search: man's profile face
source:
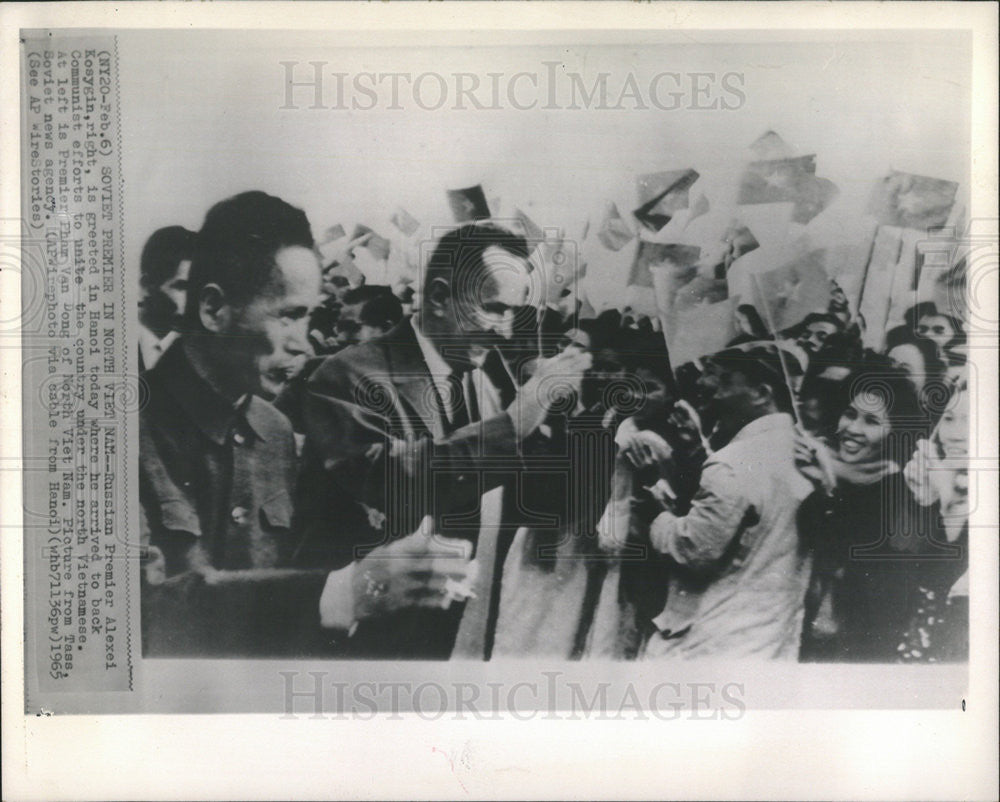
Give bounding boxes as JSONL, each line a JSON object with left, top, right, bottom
{"left": 232, "top": 245, "right": 321, "bottom": 393}
{"left": 632, "top": 366, "right": 671, "bottom": 424}
{"left": 335, "top": 301, "right": 365, "bottom": 346}
{"left": 708, "top": 366, "right": 755, "bottom": 420}
{"left": 142, "top": 258, "right": 191, "bottom": 332}
{"left": 158, "top": 259, "right": 191, "bottom": 316}
{"left": 335, "top": 301, "right": 388, "bottom": 346}
{"left": 799, "top": 396, "right": 825, "bottom": 436}
{"left": 693, "top": 359, "right": 722, "bottom": 413}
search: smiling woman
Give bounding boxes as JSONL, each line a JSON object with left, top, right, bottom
{"left": 796, "top": 362, "right": 959, "bottom": 662}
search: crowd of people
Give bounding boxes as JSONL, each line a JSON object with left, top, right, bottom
{"left": 137, "top": 189, "right": 970, "bottom": 662}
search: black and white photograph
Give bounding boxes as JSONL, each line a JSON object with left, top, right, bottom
{"left": 3, "top": 2, "right": 997, "bottom": 800}
{"left": 127, "top": 26, "right": 978, "bottom": 666}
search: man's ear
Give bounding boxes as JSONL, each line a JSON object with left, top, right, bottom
{"left": 425, "top": 277, "right": 452, "bottom": 318}
{"left": 751, "top": 380, "right": 775, "bottom": 407}
{"left": 197, "top": 283, "right": 231, "bottom": 333}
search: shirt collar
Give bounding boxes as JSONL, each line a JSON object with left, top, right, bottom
{"left": 412, "top": 319, "right": 454, "bottom": 382}
{"left": 241, "top": 396, "right": 272, "bottom": 443}
{"left": 156, "top": 342, "right": 268, "bottom": 446}
{"left": 139, "top": 326, "right": 178, "bottom": 367}
{"left": 731, "top": 411, "right": 795, "bottom": 443}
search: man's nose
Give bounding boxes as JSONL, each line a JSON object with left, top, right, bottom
{"left": 489, "top": 311, "right": 515, "bottom": 340}
{"left": 285, "top": 319, "right": 310, "bottom": 355}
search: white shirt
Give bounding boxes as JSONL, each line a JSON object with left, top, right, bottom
{"left": 139, "top": 326, "right": 178, "bottom": 370}
{"left": 412, "top": 320, "right": 495, "bottom": 428}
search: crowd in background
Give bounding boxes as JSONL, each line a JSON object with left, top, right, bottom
{"left": 136, "top": 191, "right": 970, "bottom": 662}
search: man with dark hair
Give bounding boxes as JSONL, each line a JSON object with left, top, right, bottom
{"left": 273, "top": 286, "right": 404, "bottom": 439}
{"left": 298, "top": 222, "right": 591, "bottom": 658}
{"left": 336, "top": 284, "right": 404, "bottom": 346}
{"left": 915, "top": 310, "right": 964, "bottom": 356}
{"left": 794, "top": 311, "right": 843, "bottom": 357}
{"left": 138, "top": 225, "right": 196, "bottom": 370}
{"left": 640, "top": 345, "right": 814, "bottom": 659}
{"left": 140, "top": 191, "right": 324, "bottom": 655}
{"left": 904, "top": 300, "right": 965, "bottom": 356}
{"left": 797, "top": 330, "right": 864, "bottom": 442}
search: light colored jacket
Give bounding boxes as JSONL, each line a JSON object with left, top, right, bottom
{"left": 644, "top": 412, "right": 814, "bottom": 660}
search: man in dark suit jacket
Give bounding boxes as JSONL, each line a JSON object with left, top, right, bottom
{"left": 140, "top": 191, "right": 326, "bottom": 656}
{"left": 138, "top": 225, "right": 195, "bottom": 372}
{"left": 297, "top": 223, "right": 592, "bottom": 658}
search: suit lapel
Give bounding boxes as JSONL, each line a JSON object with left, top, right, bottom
{"left": 382, "top": 319, "right": 447, "bottom": 439}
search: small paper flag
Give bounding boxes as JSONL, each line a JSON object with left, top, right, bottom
{"left": 738, "top": 155, "right": 817, "bottom": 205}
{"left": 748, "top": 130, "right": 796, "bottom": 161}
{"left": 752, "top": 248, "right": 833, "bottom": 331}
{"left": 447, "top": 184, "right": 491, "bottom": 223}
{"left": 669, "top": 297, "right": 740, "bottom": 366}
{"left": 867, "top": 171, "right": 959, "bottom": 231}
{"left": 512, "top": 207, "right": 546, "bottom": 245}
{"left": 390, "top": 207, "right": 421, "bottom": 237}
{"left": 633, "top": 169, "right": 699, "bottom": 232}
{"left": 596, "top": 203, "right": 635, "bottom": 252}
{"left": 320, "top": 224, "right": 346, "bottom": 243}
{"left": 629, "top": 242, "right": 700, "bottom": 288}
{"left": 684, "top": 192, "right": 712, "bottom": 229}
{"left": 697, "top": 223, "right": 761, "bottom": 282}
{"left": 351, "top": 224, "right": 391, "bottom": 261}
{"left": 792, "top": 176, "right": 839, "bottom": 225}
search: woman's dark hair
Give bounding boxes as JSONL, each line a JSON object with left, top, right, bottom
{"left": 841, "top": 359, "right": 924, "bottom": 465}
{"left": 903, "top": 301, "right": 965, "bottom": 347}
{"left": 883, "top": 325, "right": 948, "bottom": 418}
{"left": 903, "top": 301, "right": 939, "bottom": 331}
{"left": 885, "top": 326, "right": 946, "bottom": 372}
{"left": 799, "top": 311, "right": 843, "bottom": 332}
{"left": 943, "top": 334, "right": 968, "bottom": 366}
{"left": 931, "top": 312, "right": 964, "bottom": 333}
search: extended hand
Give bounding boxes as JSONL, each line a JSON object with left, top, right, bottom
{"left": 507, "top": 347, "right": 592, "bottom": 441}
{"left": 616, "top": 419, "right": 673, "bottom": 470}
{"left": 794, "top": 428, "right": 836, "bottom": 494}
{"left": 351, "top": 516, "right": 477, "bottom": 622}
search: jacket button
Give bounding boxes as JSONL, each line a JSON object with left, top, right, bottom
{"left": 231, "top": 506, "right": 249, "bottom": 525}
{"left": 233, "top": 432, "right": 246, "bottom": 445}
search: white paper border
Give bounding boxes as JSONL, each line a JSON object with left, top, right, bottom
{"left": 2, "top": 3, "right": 997, "bottom": 800}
